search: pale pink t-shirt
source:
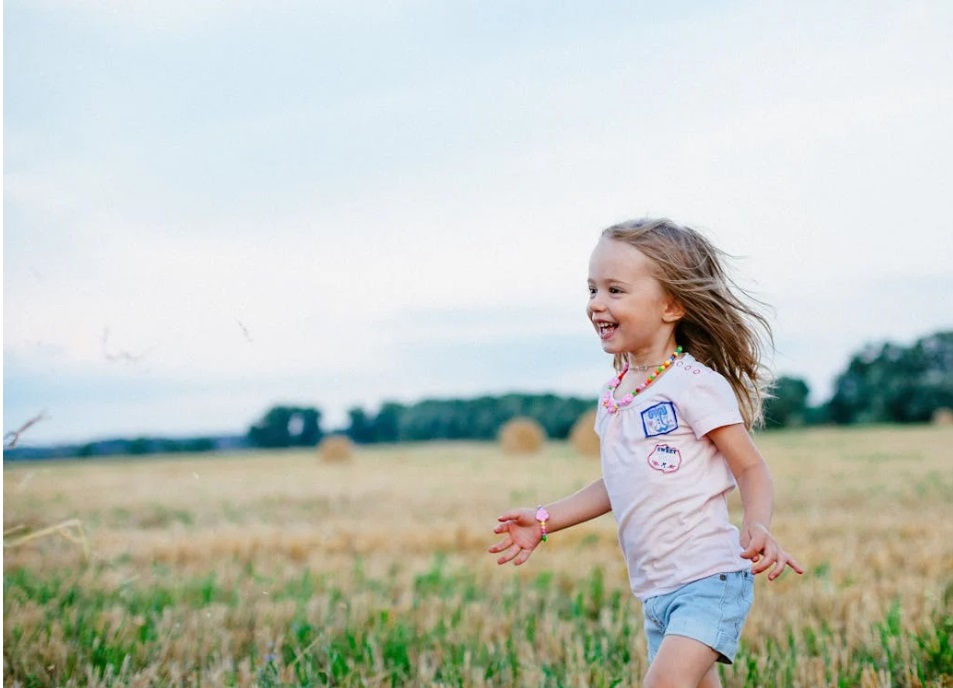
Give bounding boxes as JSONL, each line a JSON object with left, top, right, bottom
{"left": 595, "top": 353, "right": 749, "bottom": 601}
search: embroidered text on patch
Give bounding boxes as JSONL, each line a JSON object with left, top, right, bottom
{"left": 647, "top": 443, "right": 682, "bottom": 473}
{"left": 641, "top": 401, "right": 678, "bottom": 437}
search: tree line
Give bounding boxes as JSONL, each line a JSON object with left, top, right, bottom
{"left": 244, "top": 330, "right": 952, "bottom": 447}
{"left": 249, "top": 394, "right": 596, "bottom": 449}
{"left": 5, "top": 330, "right": 951, "bottom": 459}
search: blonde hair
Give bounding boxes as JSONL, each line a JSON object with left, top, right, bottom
{"left": 601, "top": 218, "right": 772, "bottom": 428}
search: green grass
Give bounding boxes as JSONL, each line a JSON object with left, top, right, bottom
{"left": 4, "top": 558, "right": 951, "bottom": 687}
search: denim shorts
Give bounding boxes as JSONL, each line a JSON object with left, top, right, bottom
{"left": 642, "top": 569, "right": 754, "bottom": 664}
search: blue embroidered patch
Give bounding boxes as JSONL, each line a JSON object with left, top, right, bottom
{"left": 641, "top": 401, "right": 678, "bottom": 437}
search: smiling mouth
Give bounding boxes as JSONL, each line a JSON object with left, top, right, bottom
{"left": 595, "top": 322, "right": 618, "bottom": 339}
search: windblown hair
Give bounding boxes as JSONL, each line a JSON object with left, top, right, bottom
{"left": 602, "top": 218, "right": 773, "bottom": 428}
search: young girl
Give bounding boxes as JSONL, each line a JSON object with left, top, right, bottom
{"left": 489, "top": 218, "right": 803, "bottom": 688}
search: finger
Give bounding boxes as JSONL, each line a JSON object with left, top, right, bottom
{"left": 767, "top": 556, "right": 790, "bottom": 580}
{"left": 513, "top": 546, "right": 534, "bottom": 566}
{"left": 497, "top": 510, "right": 526, "bottom": 523}
{"left": 785, "top": 554, "right": 805, "bottom": 575}
{"left": 487, "top": 535, "right": 513, "bottom": 554}
{"left": 749, "top": 551, "right": 767, "bottom": 574}
{"left": 755, "top": 543, "right": 782, "bottom": 574}
{"left": 741, "top": 546, "right": 763, "bottom": 561}
{"left": 764, "top": 552, "right": 797, "bottom": 580}
{"left": 768, "top": 553, "right": 805, "bottom": 579}
{"left": 740, "top": 533, "right": 767, "bottom": 559}
{"left": 746, "top": 540, "right": 775, "bottom": 574}
{"left": 495, "top": 542, "right": 521, "bottom": 566}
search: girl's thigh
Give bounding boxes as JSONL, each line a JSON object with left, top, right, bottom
{"left": 642, "top": 635, "right": 720, "bottom": 688}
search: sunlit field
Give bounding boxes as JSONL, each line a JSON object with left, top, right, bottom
{"left": 4, "top": 426, "right": 953, "bottom": 687}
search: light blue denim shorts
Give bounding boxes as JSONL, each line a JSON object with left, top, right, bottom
{"left": 642, "top": 569, "right": 754, "bottom": 664}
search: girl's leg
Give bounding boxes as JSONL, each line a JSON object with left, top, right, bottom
{"left": 642, "top": 635, "right": 720, "bottom": 688}
{"left": 698, "top": 665, "right": 722, "bottom": 688}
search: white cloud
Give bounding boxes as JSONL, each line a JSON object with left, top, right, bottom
{"left": 5, "top": 0, "right": 953, "bottom": 443}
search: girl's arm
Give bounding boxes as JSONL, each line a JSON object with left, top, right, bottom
{"left": 489, "top": 478, "right": 611, "bottom": 566}
{"left": 708, "top": 424, "right": 804, "bottom": 580}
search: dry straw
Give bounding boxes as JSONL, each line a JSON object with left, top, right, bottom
{"left": 318, "top": 434, "right": 355, "bottom": 462}
{"left": 569, "top": 409, "right": 600, "bottom": 457}
{"left": 498, "top": 417, "right": 546, "bottom": 455}
{"left": 3, "top": 519, "right": 90, "bottom": 560}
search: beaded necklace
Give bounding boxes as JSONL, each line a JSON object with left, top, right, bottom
{"left": 601, "top": 345, "right": 684, "bottom": 414}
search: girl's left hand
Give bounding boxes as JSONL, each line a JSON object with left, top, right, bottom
{"left": 740, "top": 523, "right": 804, "bottom": 580}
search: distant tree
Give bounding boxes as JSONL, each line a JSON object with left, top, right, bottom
{"left": 179, "top": 437, "right": 216, "bottom": 453}
{"left": 372, "top": 402, "right": 404, "bottom": 443}
{"left": 247, "top": 406, "right": 323, "bottom": 448}
{"left": 345, "top": 394, "right": 596, "bottom": 443}
{"left": 128, "top": 438, "right": 150, "bottom": 455}
{"left": 346, "top": 407, "right": 375, "bottom": 444}
{"left": 827, "top": 331, "right": 953, "bottom": 424}
{"left": 763, "top": 376, "right": 810, "bottom": 429}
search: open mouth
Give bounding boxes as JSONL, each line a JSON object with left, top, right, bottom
{"left": 595, "top": 321, "right": 618, "bottom": 340}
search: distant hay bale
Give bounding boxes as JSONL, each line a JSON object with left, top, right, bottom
{"left": 570, "top": 410, "right": 600, "bottom": 458}
{"left": 932, "top": 408, "right": 953, "bottom": 426}
{"left": 498, "top": 417, "right": 546, "bottom": 455}
{"left": 318, "top": 435, "right": 355, "bottom": 462}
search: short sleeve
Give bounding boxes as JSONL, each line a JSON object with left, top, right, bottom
{"left": 678, "top": 370, "right": 744, "bottom": 439}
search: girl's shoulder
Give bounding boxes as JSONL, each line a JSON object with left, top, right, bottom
{"left": 669, "top": 353, "right": 737, "bottom": 404}
{"left": 671, "top": 352, "right": 725, "bottom": 383}
{"left": 669, "top": 353, "right": 741, "bottom": 424}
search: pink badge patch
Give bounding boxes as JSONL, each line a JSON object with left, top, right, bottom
{"left": 647, "top": 443, "right": 682, "bottom": 473}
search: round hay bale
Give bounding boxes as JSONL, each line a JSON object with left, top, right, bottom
{"left": 932, "top": 407, "right": 953, "bottom": 426}
{"left": 318, "top": 434, "right": 355, "bottom": 462}
{"left": 569, "top": 409, "right": 600, "bottom": 457}
{"left": 498, "top": 417, "right": 546, "bottom": 455}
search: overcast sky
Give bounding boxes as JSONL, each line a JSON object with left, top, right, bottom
{"left": 5, "top": 0, "right": 952, "bottom": 445}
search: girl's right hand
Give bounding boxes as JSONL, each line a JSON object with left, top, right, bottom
{"left": 488, "top": 508, "right": 542, "bottom": 566}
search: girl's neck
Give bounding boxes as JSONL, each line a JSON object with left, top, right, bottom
{"left": 626, "top": 341, "right": 681, "bottom": 371}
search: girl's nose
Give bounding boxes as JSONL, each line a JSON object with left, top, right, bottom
{"left": 588, "top": 296, "right": 605, "bottom": 315}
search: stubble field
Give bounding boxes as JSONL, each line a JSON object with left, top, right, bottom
{"left": 3, "top": 425, "right": 953, "bottom": 687}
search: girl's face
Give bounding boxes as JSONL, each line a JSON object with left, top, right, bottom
{"left": 586, "top": 237, "right": 683, "bottom": 361}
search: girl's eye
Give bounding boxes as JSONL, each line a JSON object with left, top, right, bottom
{"left": 609, "top": 287, "right": 622, "bottom": 294}
{"left": 588, "top": 286, "right": 597, "bottom": 295}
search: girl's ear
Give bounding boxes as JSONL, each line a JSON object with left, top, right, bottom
{"left": 662, "top": 296, "right": 685, "bottom": 323}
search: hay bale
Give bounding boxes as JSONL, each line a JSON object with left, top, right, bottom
{"left": 570, "top": 409, "right": 600, "bottom": 457}
{"left": 498, "top": 417, "right": 546, "bottom": 455}
{"left": 318, "top": 434, "right": 355, "bottom": 462}
{"left": 932, "top": 407, "right": 953, "bottom": 426}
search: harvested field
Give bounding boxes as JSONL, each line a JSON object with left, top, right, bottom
{"left": 4, "top": 426, "right": 953, "bottom": 686}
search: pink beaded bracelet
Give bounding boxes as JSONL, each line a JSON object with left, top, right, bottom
{"left": 535, "top": 505, "right": 550, "bottom": 542}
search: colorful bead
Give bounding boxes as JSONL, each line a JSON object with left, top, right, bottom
{"left": 536, "top": 506, "right": 550, "bottom": 543}
{"left": 601, "top": 346, "right": 684, "bottom": 415}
